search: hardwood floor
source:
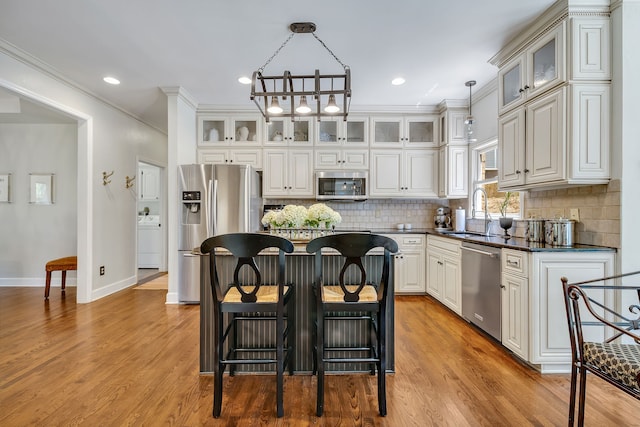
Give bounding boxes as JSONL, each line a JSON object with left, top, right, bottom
{"left": 1, "top": 286, "right": 638, "bottom": 426}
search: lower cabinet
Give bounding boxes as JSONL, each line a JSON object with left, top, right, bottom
{"left": 383, "top": 234, "right": 426, "bottom": 294}
{"left": 500, "top": 248, "right": 615, "bottom": 373}
{"left": 426, "top": 235, "right": 461, "bottom": 314}
{"left": 138, "top": 226, "right": 161, "bottom": 268}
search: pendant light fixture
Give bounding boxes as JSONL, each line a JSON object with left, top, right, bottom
{"left": 295, "top": 80, "right": 312, "bottom": 114}
{"left": 465, "top": 80, "right": 477, "bottom": 143}
{"left": 250, "top": 22, "right": 351, "bottom": 122}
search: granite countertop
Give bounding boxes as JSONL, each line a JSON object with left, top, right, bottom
{"left": 363, "top": 228, "right": 615, "bottom": 252}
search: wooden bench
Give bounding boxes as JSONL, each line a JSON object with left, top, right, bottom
{"left": 45, "top": 256, "right": 77, "bottom": 299}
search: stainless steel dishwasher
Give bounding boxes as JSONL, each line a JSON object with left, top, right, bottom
{"left": 461, "top": 242, "right": 501, "bottom": 340}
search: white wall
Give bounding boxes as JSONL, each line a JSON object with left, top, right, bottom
{"left": 613, "top": 0, "right": 640, "bottom": 278}
{"left": 0, "top": 48, "right": 167, "bottom": 302}
{"left": 472, "top": 79, "right": 499, "bottom": 144}
{"left": 0, "top": 124, "right": 77, "bottom": 284}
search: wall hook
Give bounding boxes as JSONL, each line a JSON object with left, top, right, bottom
{"left": 102, "top": 171, "right": 114, "bottom": 186}
{"left": 125, "top": 175, "right": 136, "bottom": 189}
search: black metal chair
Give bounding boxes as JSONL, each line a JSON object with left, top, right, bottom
{"left": 562, "top": 271, "right": 640, "bottom": 427}
{"left": 200, "top": 233, "right": 295, "bottom": 418}
{"left": 306, "top": 233, "right": 398, "bottom": 417}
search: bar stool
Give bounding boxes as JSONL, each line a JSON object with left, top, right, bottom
{"left": 306, "top": 233, "right": 397, "bottom": 417}
{"left": 44, "top": 256, "right": 77, "bottom": 299}
{"left": 200, "top": 233, "right": 295, "bottom": 418}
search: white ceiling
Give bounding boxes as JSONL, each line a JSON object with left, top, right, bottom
{"left": 0, "top": 0, "right": 557, "bottom": 132}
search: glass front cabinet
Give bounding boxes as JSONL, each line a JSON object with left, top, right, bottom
{"left": 264, "top": 117, "right": 313, "bottom": 146}
{"left": 370, "top": 115, "right": 438, "bottom": 148}
{"left": 316, "top": 116, "right": 368, "bottom": 146}
{"left": 198, "top": 114, "right": 262, "bottom": 146}
{"left": 498, "top": 23, "right": 564, "bottom": 114}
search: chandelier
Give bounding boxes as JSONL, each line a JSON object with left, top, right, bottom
{"left": 250, "top": 22, "right": 351, "bottom": 122}
{"left": 464, "top": 80, "right": 477, "bottom": 143}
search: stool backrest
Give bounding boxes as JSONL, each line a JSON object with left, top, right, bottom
{"left": 306, "top": 233, "right": 398, "bottom": 303}
{"left": 201, "top": 233, "right": 294, "bottom": 303}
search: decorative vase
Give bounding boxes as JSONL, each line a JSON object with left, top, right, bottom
{"left": 499, "top": 217, "right": 513, "bottom": 238}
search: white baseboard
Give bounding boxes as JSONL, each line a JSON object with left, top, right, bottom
{"left": 0, "top": 277, "right": 77, "bottom": 287}
{"left": 90, "top": 275, "right": 137, "bottom": 300}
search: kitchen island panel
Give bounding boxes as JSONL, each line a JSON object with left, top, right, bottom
{"left": 200, "top": 252, "right": 394, "bottom": 374}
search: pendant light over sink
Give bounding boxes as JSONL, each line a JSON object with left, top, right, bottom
{"left": 250, "top": 22, "right": 351, "bottom": 122}
{"left": 465, "top": 80, "right": 477, "bottom": 143}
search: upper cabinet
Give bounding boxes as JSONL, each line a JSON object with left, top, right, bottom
{"left": 138, "top": 164, "right": 160, "bottom": 201}
{"left": 370, "top": 115, "right": 438, "bottom": 148}
{"left": 492, "top": 8, "right": 611, "bottom": 191}
{"left": 498, "top": 24, "right": 565, "bottom": 114}
{"left": 497, "top": 17, "right": 610, "bottom": 115}
{"left": 316, "top": 116, "right": 368, "bottom": 146}
{"left": 198, "top": 114, "right": 262, "bottom": 146}
{"left": 264, "top": 117, "right": 313, "bottom": 146}
{"left": 370, "top": 149, "right": 438, "bottom": 198}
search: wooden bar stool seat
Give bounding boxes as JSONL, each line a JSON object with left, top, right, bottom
{"left": 45, "top": 256, "right": 77, "bottom": 299}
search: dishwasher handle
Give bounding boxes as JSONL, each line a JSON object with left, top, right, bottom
{"left": 461, "top": 245, "right": 499, "bottom": 258}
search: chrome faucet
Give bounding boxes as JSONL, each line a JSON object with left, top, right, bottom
{"left": 471, "top": 187, "right": 490, "bottom": 236}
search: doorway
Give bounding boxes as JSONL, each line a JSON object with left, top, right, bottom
{"left": 136, "top": 160, "right": 166, "bottom": 284}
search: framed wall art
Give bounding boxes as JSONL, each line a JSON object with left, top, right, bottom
{"left": 0, "top": 173, "right": 10, "bottom": 203}
{"left": 29, "top": 173, "right": 55, "bottom": 204}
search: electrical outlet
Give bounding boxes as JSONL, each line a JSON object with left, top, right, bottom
{"left": 375, "top": 209, "right": 381, "bottom": 218}
{"left": 99, "top": 266, "right": 105, "bottom": 276}
{"left": 526, "top": 209, "right": 541, "bottom": 219}
{"left": 569, "top": 208, "right": 580, "bottom": 221}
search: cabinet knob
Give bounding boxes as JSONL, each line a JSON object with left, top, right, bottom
{"left": 438, "top": 261, "right": 443, "bottom": 265}
{"left": 519, "top": 88, "right": 525, "bottom": 93}
{"left": 524, "top": 85, "right": 530, "bottom": 90}
{"left": 500, "top": 284, "right": 506, "bottom": 289}
{"left": 524, "top": 169, "right": 530, "bottom": 173}
{"left": 516, "top": 170, "right": 521, "bottom": 174}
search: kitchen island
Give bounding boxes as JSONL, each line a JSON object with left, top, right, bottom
{"left": 199, "top": 243, "right": 395, "bottom": 374}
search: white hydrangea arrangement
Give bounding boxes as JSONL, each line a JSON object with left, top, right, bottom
{"left": 305, "top": 203, "right": 342, "bottom": 228}
{"left": 261, "top": 203, "right": 341, "bottom": 230}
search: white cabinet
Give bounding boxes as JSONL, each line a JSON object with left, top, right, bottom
{"left": 316, "top": 116, "right": 368, "bottom": 146}
{"left": 314, "top": 149, "right": 369, "bottom": 170}
{"left": 437, "top": 102, "right": 468, "bottom": 198}
{"left": 494, "top": 12, "right": 611, "bottom": 192}
{"left": 197, "top": 149, "right": 263, "bottom": 168}
{"left": 438, "top": 106, "right": 467, "bottom": 146}
{"left": 498, "top": 23, "right": 565, "bottom": 114}
{"left": 262, "top": 149, "right": 313, "bottom": 198}
{"left": 426, "top": 235, "right": 462, "bottom": 315}
{"left": 498, "top": 84, "right": 610, "bottom": 190}
{"left": 438, "top": 145, "right": 468, "bottom": 198}
{"left": 499, "top": 248, "right": 615, "bottom": 373}
{"left": 370, "top": 115, "right": 438, "bottom": 148}
{"left": 264, "top": 117, "right": 313, "bottom": 145}
{"left": 198, "top": 114, "right": 261, "bottom": 145}
{"left": 138, "top": 225, "right": 161, "bottom": 268}
{"left": 138, "top": 164, "right": 160, "bottom": 201}
{"left": 501, "top": 249, "right": 529, "bottom": 360}
{"left": 370, "top": 149, "right": 438, "bottom": 198}
{"left": 385, "top": 234, "right": 426, "bottom": 294}
{"left": 529, "top": 251, "right": 614, "bottom": 373}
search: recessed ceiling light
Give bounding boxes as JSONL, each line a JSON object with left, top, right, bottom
{"left": 391, "top": 77, "right": 405, "bottom": 86}
{"left": 103, "top": 76, "right": 120, "bottom": 85}
{"left": 238, "top": 76, "right": 252, "bottom": 85}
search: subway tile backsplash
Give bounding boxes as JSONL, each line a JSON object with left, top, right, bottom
{"left": 264, "top": 199, "right": 447, "bottom": 230}
{"left": 266, "top": 179, "right": 621, "bottom": 248}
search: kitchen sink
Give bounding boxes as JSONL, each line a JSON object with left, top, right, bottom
{"left": 440, "top": 230, "right": 494, "bottom": 238}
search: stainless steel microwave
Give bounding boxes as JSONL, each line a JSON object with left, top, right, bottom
{"left": 315, "top": 171, "right": 368, "bottom": 201}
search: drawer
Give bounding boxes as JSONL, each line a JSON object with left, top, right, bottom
{"left": 400, "top": 234, "right": 424, "bottom": 248}
{"left": 502, "top": 249, "right": 528, "bottom": 277}
{"left": 427, "top": 235, "right": 461, "bottom": 256}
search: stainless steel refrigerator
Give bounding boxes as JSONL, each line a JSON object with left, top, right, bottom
{"left": 177, "top": 164, "right": 262, "bottom": 303}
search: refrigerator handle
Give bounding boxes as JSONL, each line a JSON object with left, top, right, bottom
{"left": 207, "top": 179, "right": 213, "bottom": 237}
{"left": 211, "top": 179, "right": 218, "bottom": 235}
